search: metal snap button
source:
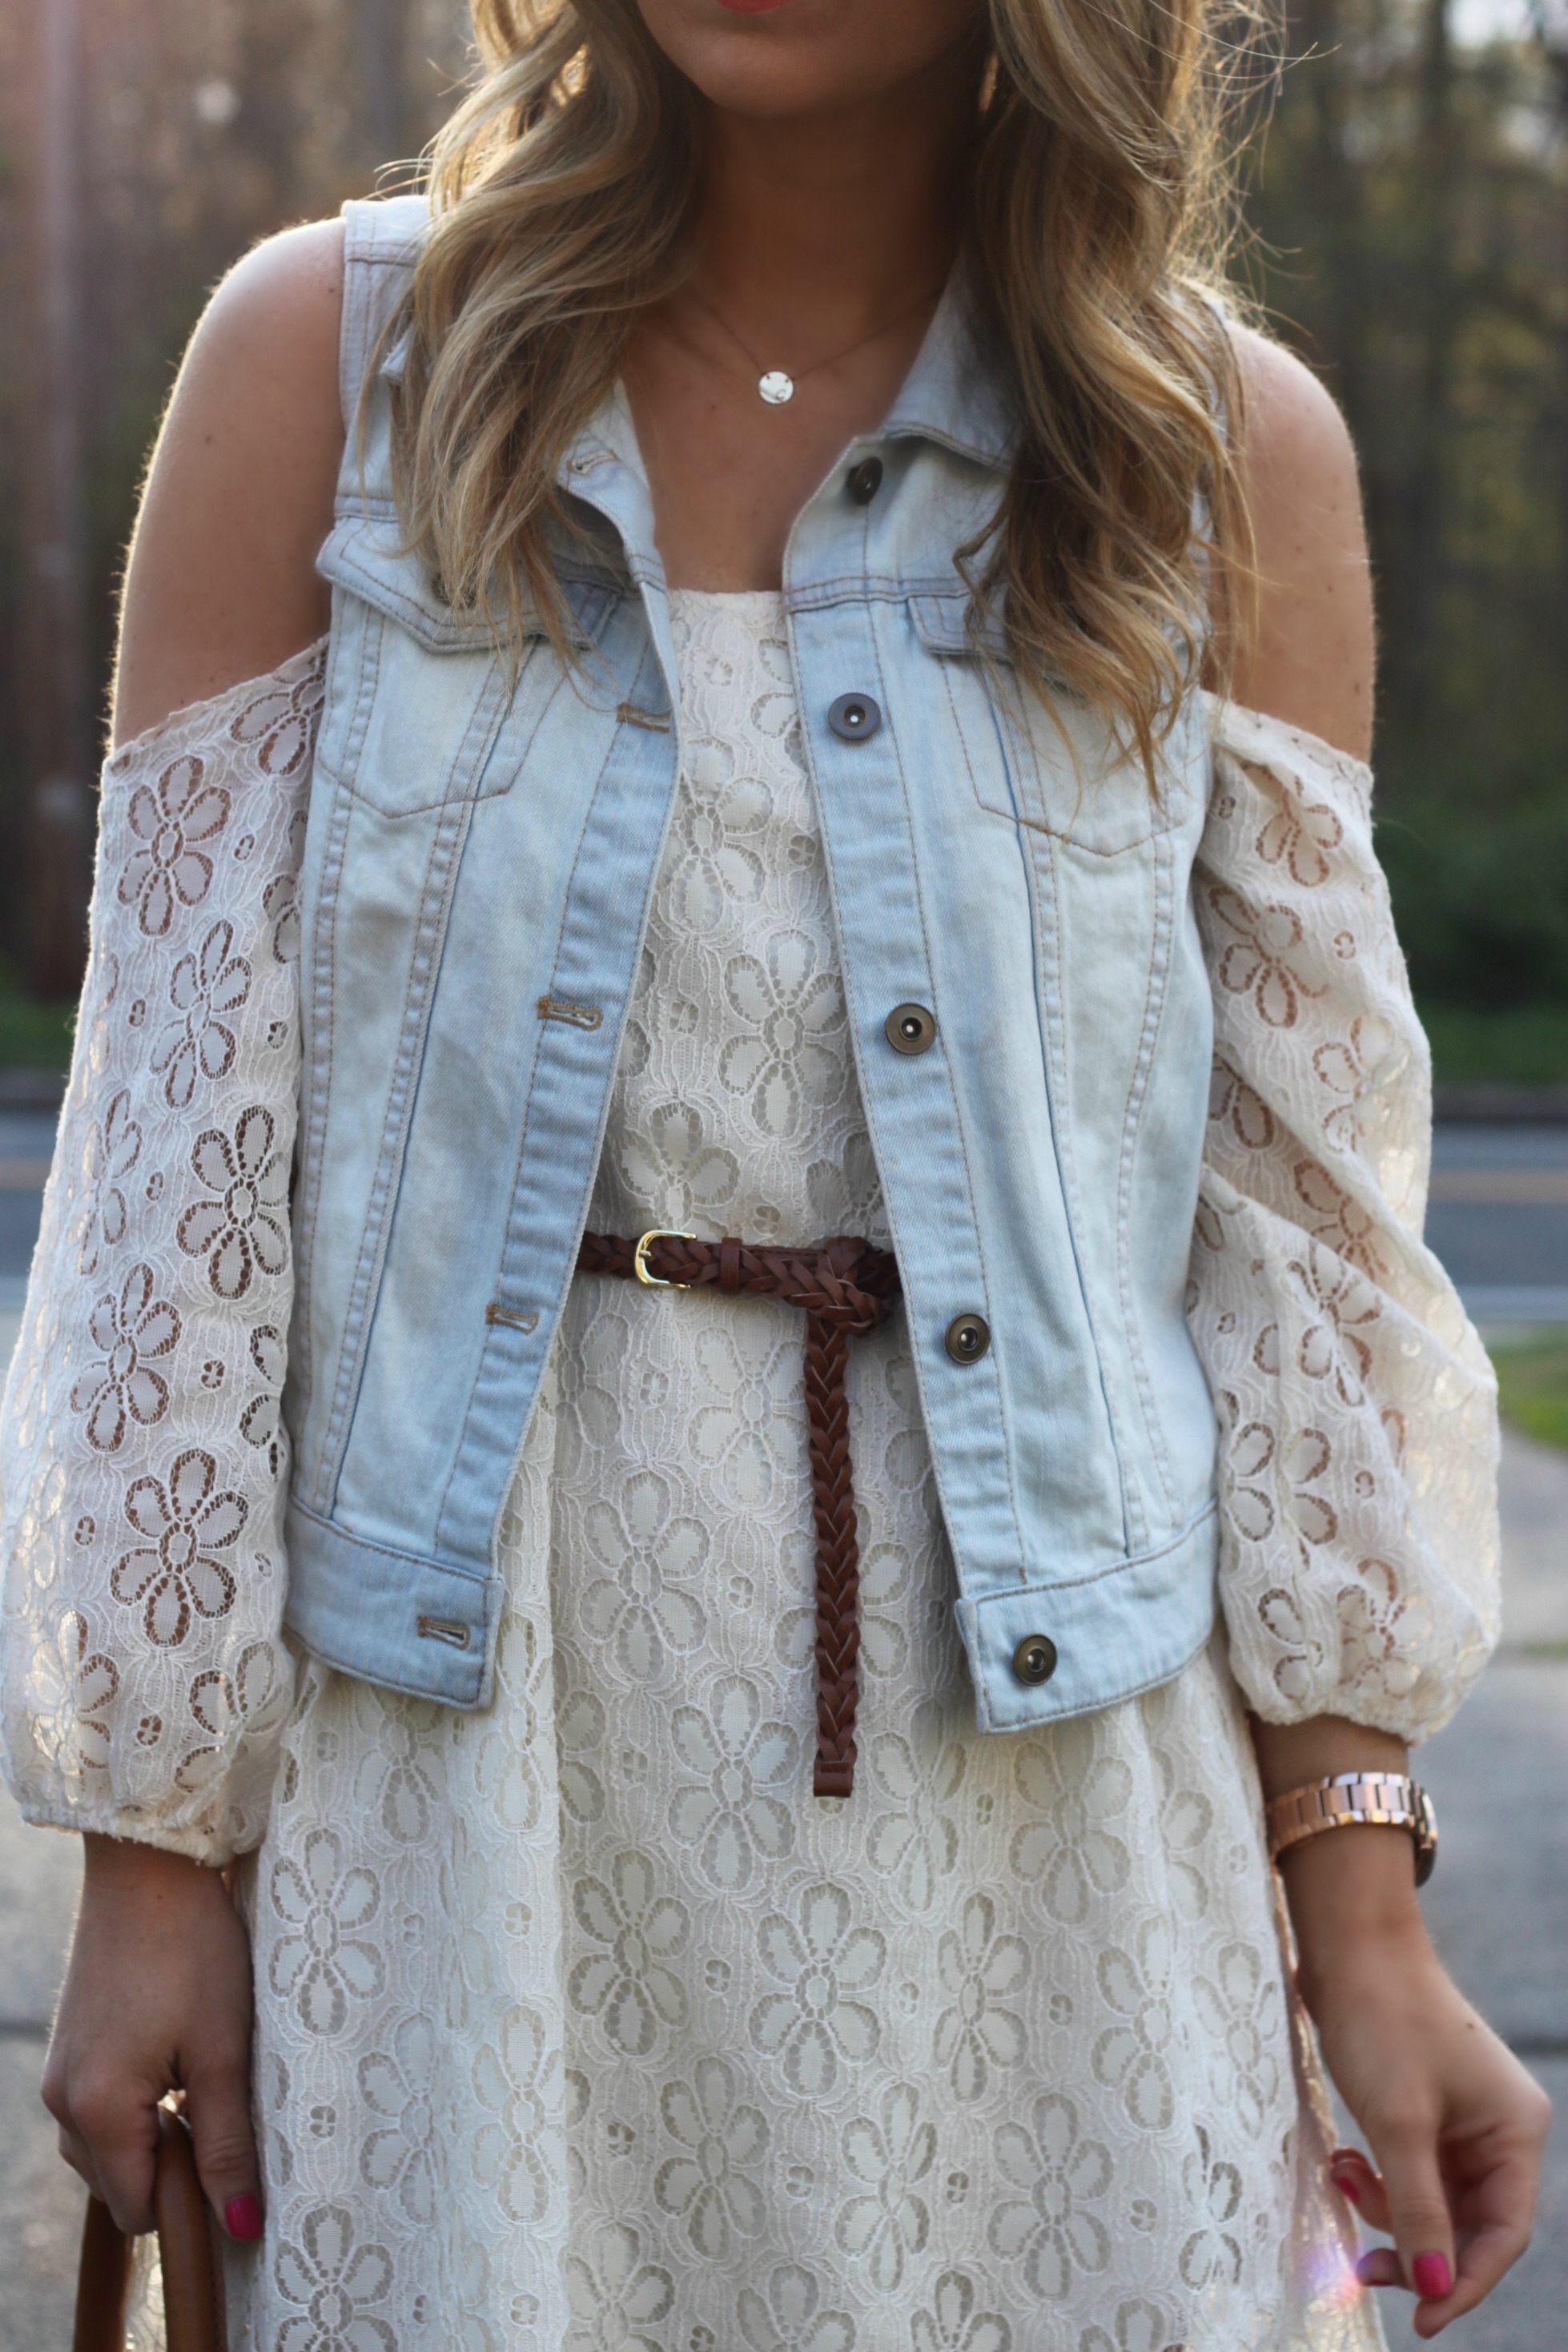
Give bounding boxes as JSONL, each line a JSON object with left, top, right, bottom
{"left": 827, "top": 693, "right": 882, "bottom": 742}
{"left": 1011, "top": 1632, "right": 1058, "bottom": 1687}
{"left": 885, "top": 1003, "right": 935, "bottom": 1055}
{"left": 846, "top": 456, "right": 884, "bottom": 505}
{"left": 944, "top": 1312, "right": 990, "bottom": 1364}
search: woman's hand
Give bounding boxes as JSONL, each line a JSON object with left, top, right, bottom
{"left": 1291, "top": 1827, "right": 1550, "bottom": 2335}
{"left": 42, "top": 1833, "right": 263, "bottom": 2242}
{"left": 1253, "top": 1717, "right": 1551, "bottom": 2337}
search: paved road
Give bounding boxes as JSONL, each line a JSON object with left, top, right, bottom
{"left": 1429, "top": 1125, "right": 1568, "bottom": 1325}
{"left": 0, "top": 1112, "right": 58, "bottom": 1311}
{"left": 1365, "top": 1426, "right": 1568, "bottom": 2351}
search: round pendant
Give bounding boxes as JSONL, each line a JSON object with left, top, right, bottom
{"left": 758, "top": 370, "right": 795, "bottom": 406}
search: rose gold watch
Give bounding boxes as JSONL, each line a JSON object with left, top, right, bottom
{"left": 1264, "top": 1771, "right": 1438, "bottom": 1888}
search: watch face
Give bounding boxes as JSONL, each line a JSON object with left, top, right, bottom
{"left": 1414, "top": 1787, "right": 1438, "bottom": 1888}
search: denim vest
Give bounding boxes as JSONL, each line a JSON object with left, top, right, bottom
{"left": 282, "top": 195, "right": 1220, "bottom": 1733}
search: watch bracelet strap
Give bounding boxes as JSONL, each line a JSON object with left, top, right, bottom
{"left": 1265, "top": 1770, "right": 1431, "bottom": 1861}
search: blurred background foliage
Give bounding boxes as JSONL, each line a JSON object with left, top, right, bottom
{"left": 1240, "top": 0, "right": 1568, "bottom": 1080}
{"left": 1492, "top": 1325, "right": 1568, "bottom": 1443}
{"left": 0, "top": 0, "right": 468, "bottom": 1054}
{"left": 0, "top": 0, "right": 1563, "bottom": 1075}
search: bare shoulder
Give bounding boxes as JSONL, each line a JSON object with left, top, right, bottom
{"left": 1223, "top": 321, "right": 1375, "bottom": 763}
{"left": 112, "top": 218, "right": 348, "bottom": 749}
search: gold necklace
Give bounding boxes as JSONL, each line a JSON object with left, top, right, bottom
{"left": 685, "top": 279, "right": 947, "bottom": 407}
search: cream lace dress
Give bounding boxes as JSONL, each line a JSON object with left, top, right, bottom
{"left": 1, "top": 593, "right": 1500, "bottom": 2352}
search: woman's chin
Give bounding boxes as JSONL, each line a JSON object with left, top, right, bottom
{"left": 634, "top": 0, "right": 985, "bottom": 121}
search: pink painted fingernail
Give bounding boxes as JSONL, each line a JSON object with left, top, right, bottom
{"left": 1413, "top": 2253, "right": 1453, "bottom": 2299}
{"left": 225, "top": 2195, "right": 263, "bottom": 2242}
{"left": 1329, "top": 2169, "right": 1362, "bottom": 2205}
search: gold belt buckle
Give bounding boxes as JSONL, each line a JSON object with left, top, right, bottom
{"left": 633, "top": 1228, "right": 696, "bottom": 1289}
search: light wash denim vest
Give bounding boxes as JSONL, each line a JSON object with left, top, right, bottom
{"left": 283, "top": 195, "right": 1220, "bottom": 1734}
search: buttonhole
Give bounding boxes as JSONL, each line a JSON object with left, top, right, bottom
{"left": 537, "top": 996, "right": 603, "bottom": 1031}
{"left": 485, "top": 1302, "right": 540, "bottom": 1333}
{"left": 416, "top": 1616, "right": 471, "bottom": 1649}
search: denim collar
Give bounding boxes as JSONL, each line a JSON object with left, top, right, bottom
{"left": 882, "top": 272, "right": 1014, "bottom": 471}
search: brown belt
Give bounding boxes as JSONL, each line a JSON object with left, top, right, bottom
{"left": 577, "top": 1228, "right": 902, "bottom": 1797}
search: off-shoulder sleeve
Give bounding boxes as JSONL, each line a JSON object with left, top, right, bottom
{"left": 0, "top": 643, "right": 325, "bottom": 1862}
{"left": 1187, "top": 697, "right": 1500, "bottom": 1742}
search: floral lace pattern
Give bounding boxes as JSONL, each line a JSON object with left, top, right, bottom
{"left": 233, "top": 598, "right": 1377, "bottom": 2350}
{"left": 1, "top": 645, "right": 322, "bottom": 1859}
{"left": 1189, "top": 701, "right": 1499, "bottom": 1735}
{"left": 1, "top": 600, "right": 1496, "bottom": 2348}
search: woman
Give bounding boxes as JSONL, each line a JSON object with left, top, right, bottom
{"left": 2, "top": 0, "right": 1547, "bottom": 2344}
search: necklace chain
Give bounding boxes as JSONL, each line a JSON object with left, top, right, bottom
{"left": 685, "top": 279, "right": 947, "bottom": 408}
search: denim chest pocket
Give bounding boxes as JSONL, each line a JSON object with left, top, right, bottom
{"left": 911, "top": 595, "right": 1189, "bottom": 857}
{"left": 318, "top": 517, "right": 609, "bottom": 819}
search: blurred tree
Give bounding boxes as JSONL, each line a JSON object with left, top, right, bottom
{"left": 346, "top": 0, "right": 421, "bottom": 170}
{"left": 18, "top": 0, "right": 93, "bottom": 997}
{"left": 1526, "top": 0, "right": 1568, "bottom": 676}
{"left": 231, "top": 0, "right": 316, "bottom": 215}
{"left": 0, "top": 0, "right": 471, "bottom": 1011}
{"left": 1243, "top": 0, "right": 1568, "bottom": 1068}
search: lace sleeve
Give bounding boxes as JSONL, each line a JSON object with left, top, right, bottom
{"left": 1187, "top": 697, "right": 1500, "bottom": 1743}
{"left": 0, "top": 643, "right": 324, "bottom": 1863}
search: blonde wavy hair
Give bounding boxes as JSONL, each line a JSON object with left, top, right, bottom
{"left": 390, "top": 0, "right": 1257, "bottom": 774}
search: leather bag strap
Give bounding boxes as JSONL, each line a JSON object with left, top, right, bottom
{"left": 73, "top": 2193, "right": 130, "bottom": 2352}
{"left": 74, "top": 2112, "right": 227, "bottom": 2352}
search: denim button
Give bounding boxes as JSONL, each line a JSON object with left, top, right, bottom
{"left": 885, "top": 1003, "right": 936, "bottom": 1055}
{"left": 827, "top": 693, "right": 882, "bottom": 742}
{"left": 846, "top": 456, "right": 883, "bottom": 505}
{"left": 1011, "top": 1633, "right": 1058, "bottom": 1687}
{"left": 944, "top": 1312, "right": 990, "bottom": 1363}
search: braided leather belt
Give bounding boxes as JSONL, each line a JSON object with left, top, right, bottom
{"left": 577, "top": 1228, "right": 903, "bottom": 1797}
